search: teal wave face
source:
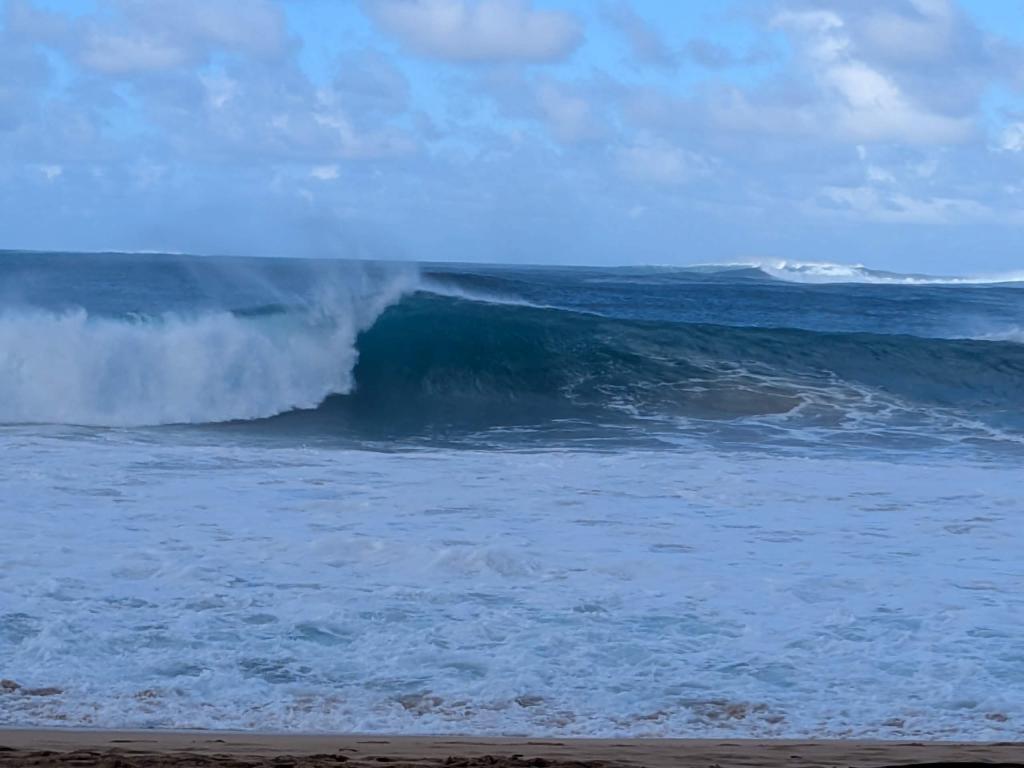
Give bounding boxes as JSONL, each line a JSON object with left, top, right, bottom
{"left": 246, "top": 291, "right": 1024, "bottom": 451}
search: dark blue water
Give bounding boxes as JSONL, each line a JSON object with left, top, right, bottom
{"left": 2, "top": 250, "right": 1023, "bottom": 456}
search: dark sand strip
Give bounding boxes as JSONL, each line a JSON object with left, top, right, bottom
{"left": 1, "top": 730, "right": 1022, "bottom": 768}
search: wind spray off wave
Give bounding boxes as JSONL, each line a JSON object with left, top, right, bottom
{"left": 0, "top": 261, "right": 417, "bottom": 426}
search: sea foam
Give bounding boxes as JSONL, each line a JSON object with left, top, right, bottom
{"left": 2, "top": 440, "right": 1021, "bottom": 738}
{"left": 755, "top": 260, "right": 1024, "bottom": 285}
{"left": 0, "top": 264, "right": 417, "bottom": 426}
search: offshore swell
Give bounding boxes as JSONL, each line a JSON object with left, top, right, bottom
{"left": 2, "top": 251, "right": 1024, "bottom": 739}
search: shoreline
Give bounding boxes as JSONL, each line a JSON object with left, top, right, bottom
{"left": 1, "top": 730, "right": 1022, "bottom": 767}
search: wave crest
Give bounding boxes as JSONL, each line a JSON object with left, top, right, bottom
{"left": 748, "top": 260, "right": 1024, "bottom": 285}
{"left": 0, "top": 265, "right": 416, "bottom": 427}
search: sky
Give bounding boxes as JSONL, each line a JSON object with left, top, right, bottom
{"left": 2, "top": 0, "right": 1024, "bottom": 273}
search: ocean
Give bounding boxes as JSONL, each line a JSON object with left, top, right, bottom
{"left": 1, "top": 250, "right": 1023, "bottom": 738}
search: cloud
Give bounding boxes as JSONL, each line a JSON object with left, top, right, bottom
{"left": 364, "top": 0, "right": 582, "bottom": 63}
{"left": 765, "top": 0, "right": 1016, "bottom": 146}
{"left": 178, "top": 59, "right": 418, "bottom": 163}
{"left": 533, "top": 81, "right": 604, "bottom": 143}
{"left": 6, "top": 0, "right": 420, "bottom": 168}
{"left": 37, "top": 163, "right": 63, "bottom": 181}
{"left": 3, "top": 0, "right": 1024, "bottom": 270}
{"left": 310, "top": 164, "right": 340, "bottom": 181}
{"left": 333, "top": 50, "right": 411, "bottom": 126}
{"left": 602, "top": 1, "right": 676, "bottom": 70}
{"left": 697, "top": 5, "right": 977, "bottom": 146}
{"left": 775, "top": 7, "right": 973, "bottom": 144}
{"left": 9, "top": 0, "right": 291, "bottom": 76}
{"left": 472, "top": 70, "right": 617, "bottom": 146}
{"left": 683, "top": 37, "right": 773, "bottom": 70}
{"left": 998, "top": 123, "right": 1024, "bottom": 153}
{"left": 824, "top": 60, "right": 972, "bottom": 144}
{"left": 811, "top": 184, "right": 991, "bottom": 224}
{"left": 616, "top": 139, "right": 709, "bottom": 186}
{"left": 844, "top": 0, "right": 971, "bottom": 65}
{"left": 601, "top": 4, "right": 776, "bottom": 73}
{"left": 81, "top": 32, "right": 191, "bottom": 74}
{"left": 684, "top": 38, "right": 734, "bottom": 69}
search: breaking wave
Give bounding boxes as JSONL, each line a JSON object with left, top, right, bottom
{"left": 713, "top": 260, "right": 1024, "bottom": 285}
{"left": 973, "top": 326, "right": 1024, "bottom": 343}
{"left": 2, "top": 261, "right": 1023, "bottom": 441}
{"left": 0, "top": 266, "right": 416, "bottom": 427}
{"left": 306, "top": 293, "right": 1024, "bottom": 434}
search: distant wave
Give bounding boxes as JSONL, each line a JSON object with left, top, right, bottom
{"left": 973, "top": 326, "right": 1024, "bottom": 343}
{"left": 697, "top": 260, "right": 1024, "bottom": 285}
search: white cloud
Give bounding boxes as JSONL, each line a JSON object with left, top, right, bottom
{"left": 175, "top": 0, "right": 288, "bottom": 57}
{"left": 829, "top": 60, "right": 970, "bottom": 143}
{"left": 37, "top": 164, "right": 62, "bottom": 181}
{"left": 856, "top": 0, "right": 958, "bottom": 63}
{"left": 535, "top": 82, "right": 598, "bottom": 143}
{"left": 866, "top": 164, "right": 895, "bottom": 184}
{"left": 998, "top": 123, "right": 1024, "bottom": 153}
{"left": 81, "top": 32, "right": 190, "bottom": 74}
{"left": 313, "top": 110, "right": 416, "bottom": 159}
{"left": 365, "top": 0, "right": 582, "bottom": 62}
{"left": 617, "top": 139, "right": 708, "bottom": 186}
{"left": 201, "top": 73, "right": 238, "bottom": 110}
{"left": 69, "top": 0, "right": 289, "bottom": 75}
{"left": 771, "top": 7, "right": 973, "bottom": 145}
{"left": 813, "top": 185, "right": 990, "bottom": 224}
{"left": 311, "top": 164, "right": 340, "bottom": 180}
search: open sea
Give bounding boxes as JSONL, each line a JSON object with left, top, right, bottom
{"left": 1, "top": 250, "right": 1023, "bottom": 739}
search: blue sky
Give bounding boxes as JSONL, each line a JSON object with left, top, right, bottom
{"left": 3, "top": 0, "right": 1024, "bottom": 273}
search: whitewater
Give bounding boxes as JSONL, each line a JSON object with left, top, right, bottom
{"left": 1, "top": 250, "right": 1023, "bottom": 740}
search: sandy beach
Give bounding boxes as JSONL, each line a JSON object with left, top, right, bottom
{"left": 0, "top": 730, "right": 1022, "bottom": 768}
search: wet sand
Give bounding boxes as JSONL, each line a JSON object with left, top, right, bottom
{"left": 1, "top": 730, "right": 1022, "bottom": 767}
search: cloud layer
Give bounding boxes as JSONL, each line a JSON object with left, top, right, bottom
{"left": 1, "top": 0, "right": 1023, "bottom": 272}
{"left": 364, "top": 0, "right": 582, "bottom": 62}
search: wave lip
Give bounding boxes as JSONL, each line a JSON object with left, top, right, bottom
{"left": 0, "top": 264, "right": 417, "bottom": 427}
{"left": 973, "top": 326, "right": 1024, "bottom": 343}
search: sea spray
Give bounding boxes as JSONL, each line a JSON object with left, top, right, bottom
{"left": 0, "top": 260, "right": 418, "bottom": 426}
